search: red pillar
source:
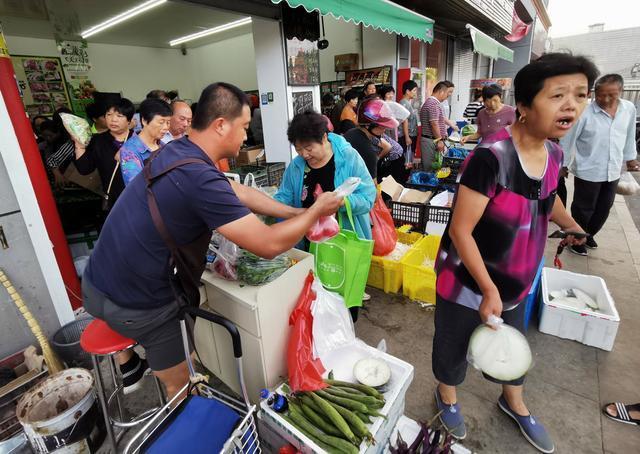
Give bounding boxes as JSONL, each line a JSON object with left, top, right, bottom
{"left": 0, "top": 31, "right": 82, "bottom": 309}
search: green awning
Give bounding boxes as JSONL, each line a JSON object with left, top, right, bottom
{"left": 271, "top": 0, "right": 434, "bottom": 43}
{"left": 466, "top": 24, "right": 514, "bottom": 62}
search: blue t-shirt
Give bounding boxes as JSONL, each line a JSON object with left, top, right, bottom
{"left": 85, "top": 137, "right": 250, "bottom": 308}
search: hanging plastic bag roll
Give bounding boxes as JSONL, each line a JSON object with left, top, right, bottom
{"left": 306, "top": 177, "right": 361, "bottom": 243}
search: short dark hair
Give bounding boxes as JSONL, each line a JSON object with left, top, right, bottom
{"left": 595, "top": 73, "right": 624, "bottom": 91}
{"left": 322, "top": 93, "right": 334, "bottom": 106}
{"left": 363, "top": 81, "right": 376, "bottom": 92}
{"left": 514, "top": 52, "right": 599, "bottom": 107}
{"left": 192, "top": 82, "right": 249, "bottom": 131}
{"left": 378, "top": 85, "right": 395, "bottom": 99}
{"left": 105, "top": 98, "right": 135, "bottom": 121}
{"left": 402, "top": 80, "right": 418, "bottom": 95}
{"left": 39, "top": 119, "right": 58, "bottom": 133}
{"left": 433, "top": 81, "right": 454, "bottom": 93}
{"left": 344, "top": 89, "right": 359, "bottom": 103}
{"left": 85, "top": 102, "right": 106, "bottom": 121}
{"left": 166, "top": 90, "right": 179, "bottom": 101}
{"left": 482, "top": 84, "right": 503, "bottom": 100}
{"left": 472, "top": 89, "right": 483, "bottom": 101}
{"left": 146, "top": 89, "right": 167, "bottom": 100}
{"left": 339, "top": 119, "right": 357, "bottom": 133}
{"left": 139, "top": 98, "right": 172, "bottom": 124}
{"left": 287, "top": 111, "right": 328, "bottom": 145}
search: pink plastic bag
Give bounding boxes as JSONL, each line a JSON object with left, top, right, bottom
{"left": 306, "top": 185, "right": 340, "bottom": 243}
{"left": 305, "top": 178, "right": 361, "bottom": 243}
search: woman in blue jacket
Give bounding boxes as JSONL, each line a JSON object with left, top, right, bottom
{"left": 275, "top": 111, "right": 376, "bottom": 241}
{"left": 275, "top": 111, "right": 376, "bottom": 311}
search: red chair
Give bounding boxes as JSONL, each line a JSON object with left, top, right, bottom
{"left": 81, "top": 319, "right": 165, "bottom": 452}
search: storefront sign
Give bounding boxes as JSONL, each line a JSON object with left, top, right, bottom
{"left": 470, "top": 78, "right": 512, "bottom": 90}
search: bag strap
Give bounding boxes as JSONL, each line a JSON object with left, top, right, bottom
{"left": 337, "top": 197, "right": 357, "bottom": 235}
{"left": 105, "top": 161, "right": 119, "bottom": 199}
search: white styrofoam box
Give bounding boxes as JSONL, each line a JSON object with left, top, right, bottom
{"left": 539, "top": 267, "right": 619, "bottom": 351}
{"left": 386, "top": 416, "right": 472, "bottom": 454}
{"left": 259, "top": 342, "right": 414, "bottom": 454}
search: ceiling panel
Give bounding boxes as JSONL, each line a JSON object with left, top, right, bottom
{"left": 0, "top": 0, "right": 253, "bottom": 48}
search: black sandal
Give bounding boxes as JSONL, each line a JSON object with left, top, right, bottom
{"left": 602, "top": 402, "right": 640, "bottom": 426}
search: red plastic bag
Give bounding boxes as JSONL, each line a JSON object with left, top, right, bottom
{"left": 287, "top": 271, "right": 328, "bottom": 392}
{"left": 371, "top": 192, "right": 398, "bottom": 256}
{"left": 306, "top": 184, "right": 340, "bottom": 243}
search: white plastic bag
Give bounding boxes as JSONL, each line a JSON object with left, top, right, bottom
{"left": 60, "top": 113, "right": 92, "bottom": 146}
{"left": 211, "top": 236, "right": 240, "bottom": 280}
{"left": 467, "top": 315, "right": 533, "bottom": 381}
{"left": 311, "top": 278, "right": 355, "bottom": 359}
{"left": 385, "top": 101, "right": 410, "bottom": 122}
{"left": 616, "top": 172, "right": 640, "bottom": 196}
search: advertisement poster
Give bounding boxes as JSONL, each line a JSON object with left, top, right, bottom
{"left": 57, "top": 40, "right": 96, "bottom": 117}
{"left": 11, "top": 55, "right": 72, "bottom": 117}
{"left": 286, "top": 37, "right": 320, "bottom": 86}
{"left": 292, "top": 91, "right": 314, "bottom": 115}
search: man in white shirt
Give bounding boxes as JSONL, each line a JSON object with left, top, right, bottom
{"left": 161, "top": 101, "right": 192, "bottom": 144}
{"left": 561, "top": 74, "right": 638, "bottom": 256}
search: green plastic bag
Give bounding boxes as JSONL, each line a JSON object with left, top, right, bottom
{"left": 309, "top": 199, "right": 374, "bottom": 308}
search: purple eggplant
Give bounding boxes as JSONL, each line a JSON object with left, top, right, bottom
{"left": 407, "top": 425, "right": 425, "bottom": 454}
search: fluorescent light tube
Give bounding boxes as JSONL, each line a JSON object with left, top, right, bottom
{"left": 169, "top": 17, "right": 252, "bottom": 46}
{"left": 81, "top": 0, "right": 167, "bottom": 38}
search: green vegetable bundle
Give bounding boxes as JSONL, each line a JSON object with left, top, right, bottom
{"left": 236, "top": 251, "right": 293, "bottom": 286}
{"left": 282, "top": 380, "right": 387, "bottom": 453}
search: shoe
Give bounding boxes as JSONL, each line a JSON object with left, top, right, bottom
{"left": 569, "top": 244, "right": 587, "bottom": 256}
{"left": 498, "top": 395, "right": 554, "bottom": 453}
{"left": 434, "top": 388, "right": 467, "bottom": 440}
{"left": 120, "top": 353, "right": 148, "bottom": 395}
{"left": 585, "top": 237, "right": 598, "bottom": 249}
{"left": 362, "top": 292, "right": 371, "bottom": 302}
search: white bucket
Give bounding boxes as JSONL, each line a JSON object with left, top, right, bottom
{"left": 16, "top": 368, "right": 98, "bottom": 453}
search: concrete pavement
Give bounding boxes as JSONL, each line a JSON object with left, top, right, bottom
{"left": 356, "top": 177, "right": 640, "bottom": 454}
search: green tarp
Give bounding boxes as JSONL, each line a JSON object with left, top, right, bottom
{"left": 271, "top": 0, "right": 434, "bottom": 43}
{"left": 466, "top": 24, "right": 514, "bottom": 62}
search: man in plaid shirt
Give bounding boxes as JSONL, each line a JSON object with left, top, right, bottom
{"left": 420, "top": 81, "right": 455, "bottom": 169}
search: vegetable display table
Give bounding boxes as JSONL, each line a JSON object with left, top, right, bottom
{"left": 196, "top": 249, "right": 313, "bottom": 403}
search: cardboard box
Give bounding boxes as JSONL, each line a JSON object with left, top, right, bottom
{"left": 380, "top": 176, "right": 431, "bottom": 204}
{"left": 236, "top": 146, "right": 265, "bottom": 165}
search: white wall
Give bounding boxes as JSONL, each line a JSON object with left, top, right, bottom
{"left": 318, "top": 16, "right": 397, "bottom": 83}
{"left": 190, "top": 33, "right": 258, "bottom": 92}
{"left": 4, "top": 34, "right": 258, "bottom": 103}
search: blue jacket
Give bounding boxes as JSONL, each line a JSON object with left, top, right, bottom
{"left": 275, "top": 133, "right": 376, "bottom": 240}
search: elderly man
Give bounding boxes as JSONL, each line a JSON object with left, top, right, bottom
{"left": 561, "top": 74, "right": 638, "bottom": 256}
{"left": 420, "top": 81, "right": 454, "bottom": 170}
{"left": 161, "top": 100, "right": 192, "bottom": 144}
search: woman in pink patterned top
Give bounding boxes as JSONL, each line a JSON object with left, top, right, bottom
{"left": 461, "top": 84, "right": 516, "bottom": 144}
{"left": 432, "top": 53, "right": 599, "bottom": 453}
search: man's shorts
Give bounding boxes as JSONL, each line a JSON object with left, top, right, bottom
{"left": 82, "top": 277, "right": 192, "bottom": 371}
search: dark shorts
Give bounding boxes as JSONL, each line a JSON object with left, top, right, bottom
{"left": 82, "top": 277, "right": 192, "bottom": 371}
{"left": 432, "top": 295, "right": 527, "bottom": 387}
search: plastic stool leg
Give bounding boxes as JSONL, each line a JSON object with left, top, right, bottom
{"left": 108, "top": 354, "right": 125, "bottom": 423}
{"left": 92, "top": 354, "right": 116, "bottom": 452}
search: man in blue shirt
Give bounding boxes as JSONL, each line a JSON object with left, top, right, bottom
{"left": 82, "top": 82, "right": 343, "bottom": 399}
{"left": 561, "top": 74, "right": 638, "bottom": 256}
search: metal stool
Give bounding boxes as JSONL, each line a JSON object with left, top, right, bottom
{"left": 80, "top": 319, "right": 165, "bottom": 452}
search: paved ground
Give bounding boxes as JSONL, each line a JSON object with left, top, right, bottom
{"left": 355, "top": 177, "right": 640, "bottom": 454}
{"left": 94, "top": 177, "right": 640, "bottom": 454}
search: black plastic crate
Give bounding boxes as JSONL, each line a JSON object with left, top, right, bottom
{"left": 389, "top": 201, "right": 427, "bottom": 232}
{"left": 425, "top": 205, "right": 452, "bottom": 225}
{"left": 262, "top": 162, "right": 286, "bottom": 186}
{"left": 231, "top": 165, "right": 269, "bottom": 187}
{"left": 441, "top": 156, "right": 463, "bottom": 184}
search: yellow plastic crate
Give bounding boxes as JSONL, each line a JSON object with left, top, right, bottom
{"left": 367, "top": 228, "right": 424, "bottom": 294}
{"left": 401, "top": 235, "right": 442, "bottom": 304}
